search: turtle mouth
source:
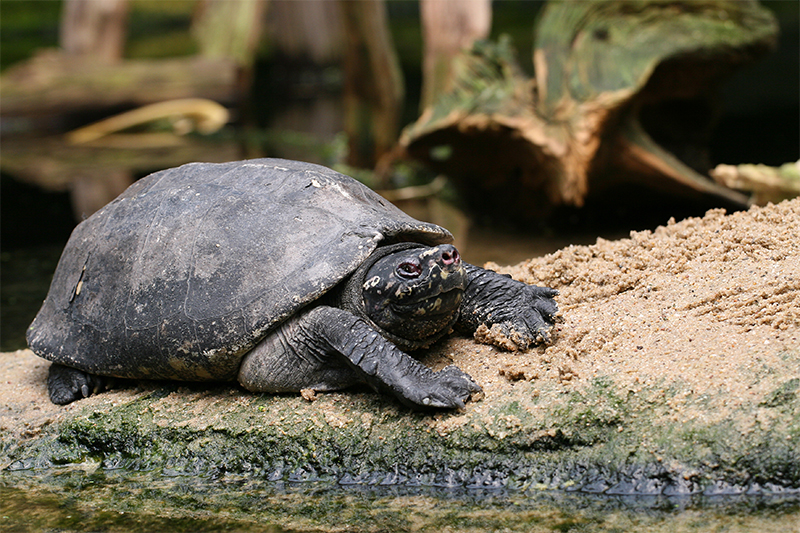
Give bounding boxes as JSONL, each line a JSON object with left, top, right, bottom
{"left": 390, "top": 286, "right": 464, "bottom": 318}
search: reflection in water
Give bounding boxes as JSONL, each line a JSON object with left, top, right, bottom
{"left": 3, "top": 99, "right": 236, "bottom": 220}
{"left": 70, "top": 170, "right": 135, "bottom": 221}
{"left": 65, "top": 98, "right": 230, "bottom": 145}
{"left": 0, "top": 245, "right": 63, "bottom": 351}
{"left": 2, "top": 469, "right": 798, "bottom": 533}
{"left": 1, "top": 135, "right": 242, "bottom": 220}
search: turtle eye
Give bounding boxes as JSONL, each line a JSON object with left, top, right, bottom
{"left": 396, "top": 261, "right": 421, "bottom": 279}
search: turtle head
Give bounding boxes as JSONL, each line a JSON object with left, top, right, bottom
{"left": 362, "top": 244, "right": 467, "bottom": 342}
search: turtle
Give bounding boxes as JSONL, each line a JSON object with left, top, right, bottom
{"left": 27, "top": 158, "right": 558, "bottom": 410}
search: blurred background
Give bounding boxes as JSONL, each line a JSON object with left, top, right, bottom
{"left": 1, "top": 0, "right": 798, "bottom": 351}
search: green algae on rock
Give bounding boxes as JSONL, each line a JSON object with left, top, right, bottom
{"left": 1, "top": 347, "right": 798, "bottom": 495}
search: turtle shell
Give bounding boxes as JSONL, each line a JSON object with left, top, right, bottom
{"left": 27, "top": 159, "right": 452, "bottom": 381}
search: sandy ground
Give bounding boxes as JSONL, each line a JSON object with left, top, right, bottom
{"left": 1, "top": 198, "right": 799, "bottom": 442}
{"left": 446, "top": 198, "right": 800, "bottom": 424}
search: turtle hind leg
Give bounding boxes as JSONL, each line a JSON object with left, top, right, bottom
{"left": 47, "top": 363, "right": 111, "bottom": 405}
{"left": 238, "top": 312, "right": 361, "bottom": 394}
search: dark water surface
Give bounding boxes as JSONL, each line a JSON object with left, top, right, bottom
{"left": 2, "top": 467, "right": 799, "bottom": 533}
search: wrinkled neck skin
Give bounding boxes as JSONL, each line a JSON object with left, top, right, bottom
{"left": 335, "top": 242, "right": 462, "bottom": 351}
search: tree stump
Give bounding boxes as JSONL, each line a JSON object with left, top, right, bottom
{"left": 340, "top": 0, "right": 404, "bottom": 169}
{"left": 399, "top": 0, "right": 779, "bottom": 222}
{"left": 60, "top": 0, "right": 129, "bottom": 63}
{"left": 419, "top": 0, "right": 491, "bottom": 111}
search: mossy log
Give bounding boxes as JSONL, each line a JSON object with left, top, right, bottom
{"left": 0, "top": 50, "right": 239, "bottom": 117}
{"left": 1, "top": 0, "right": 269, "bottom": 118}
{"left": 399, "top": 0, "right": 778, "bottom": 221}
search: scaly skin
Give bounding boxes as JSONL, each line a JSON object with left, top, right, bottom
{"left": 238, "top": 305, "right": 481, "bottom": 409}
{"left": 47, "top": 363, "right": 113, "bottom": 405}
{"left": 458, "top": 264, "right": 559, "bottom": 349}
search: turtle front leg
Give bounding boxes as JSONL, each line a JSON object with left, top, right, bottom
{"left": 458, "top": 264, "right": 558, "bottom": 350}
{"left": 238, "top": 306, "right": 480, "bottom": 409}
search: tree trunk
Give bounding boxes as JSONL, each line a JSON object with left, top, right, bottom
{"left": 191, "top": 0, "right": 269, "bottom": 131}
{"left": 419, "top": 0, "right": 491, "bottom": 111}
{"left": 192, "top": 0, "right": 268, "bottom": 67}
{"left": 339, "top": 0, "right": 404, "bottom": 169}
{"left": 267, "top": 0, "right": 343, "bottom": 65}
{"left": 60, "top": 0, "right": 129, "bottom": 63}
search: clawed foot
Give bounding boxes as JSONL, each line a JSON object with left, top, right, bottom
{"left": 493, "top": 284, "right": 559, "bottom": 349}
{"left": 461, "top": 265, "right": 559, "bottom": 351}
{"left": 398, "top": 364, "right": 482, "bottom": 410}
{"left": 47, "top": 363, "right": 112, "bottom": 405}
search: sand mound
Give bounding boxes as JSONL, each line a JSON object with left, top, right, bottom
{"left": 446, "top": 198, "right": 799, "bottom": 425}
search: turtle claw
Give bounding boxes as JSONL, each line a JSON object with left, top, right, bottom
{"left": 460, "top": 265, "right": 559, "bottom": 351}
{"left": 504, "top": 284, "right": 559, "bottom": 349}
{"left": 413, "top": 365, "right": 482, "bottom": 410}
{"left": 47, "top": 363, "right": 109, "bottom": 405}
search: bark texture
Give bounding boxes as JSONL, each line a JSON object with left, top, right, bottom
{"left": 399, "top": 1, "right": 779, "bottom": 221}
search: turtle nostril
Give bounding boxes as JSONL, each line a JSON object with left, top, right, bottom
{"left": 441, "top": 248, "right": 460, "bottom": 266}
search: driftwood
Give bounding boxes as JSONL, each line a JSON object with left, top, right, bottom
{"left": 0, "top": 50, "right": 239, "bottom": 117}
{"left": 398, "top": 0, "right": 779, "bottom": 221}
{"left": 712, "top": 161, "right": 800, "bottom": 205}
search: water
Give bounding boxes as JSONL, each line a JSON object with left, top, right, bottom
{"left": 1, "top": 244, "right": 63, "bottom": 351}
{"left": 2, "top": 468, "right": 799, "bottom": 532}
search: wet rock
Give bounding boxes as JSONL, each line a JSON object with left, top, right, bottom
{"left": 1, "top": 200, "right": 798, "bottom": 519}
